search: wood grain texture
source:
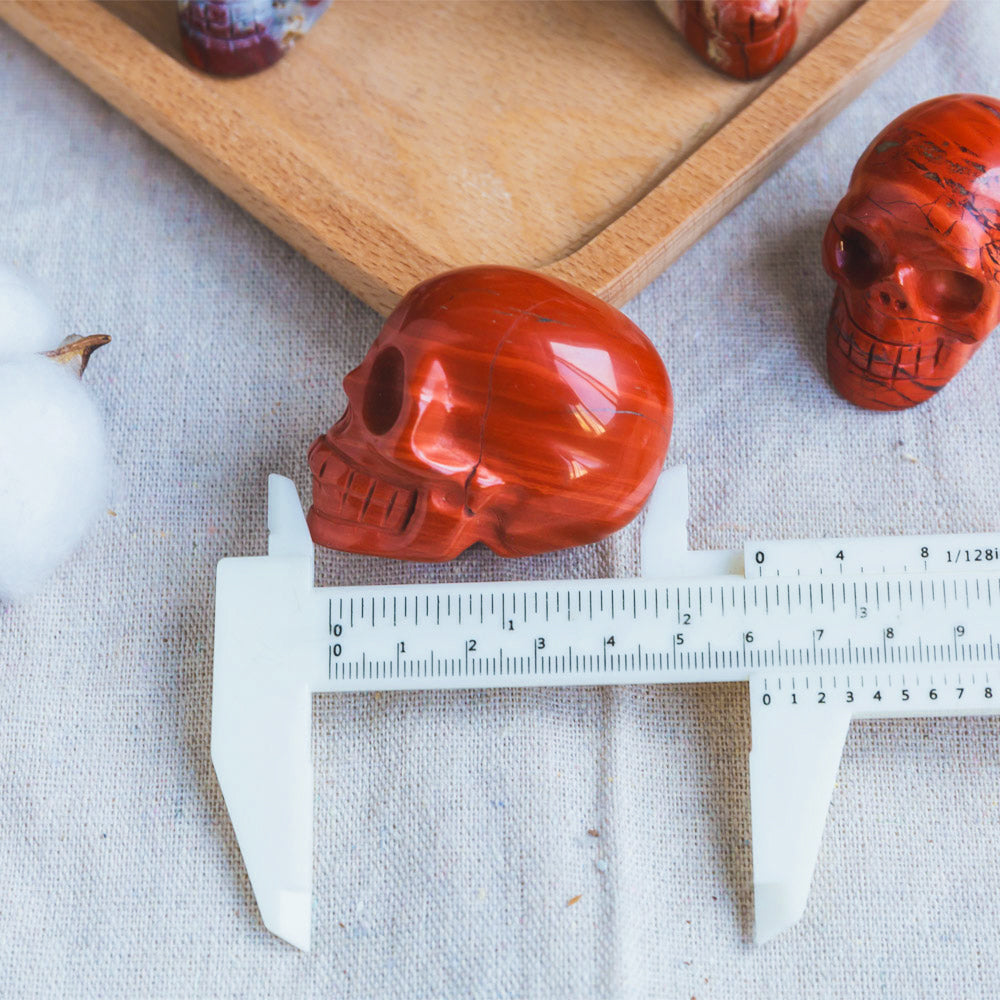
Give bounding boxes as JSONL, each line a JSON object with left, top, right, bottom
{"left": 0, "top": 0, "right": 947, "bottom": 315}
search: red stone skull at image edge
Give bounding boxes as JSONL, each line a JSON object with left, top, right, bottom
{"left": 822, "top": 93, "right": 1000, "bottom": 410}
{"left": 307, "top": 267, "right": 673, "bottom": 561}
{"left": 660, "top": 1, "right": 807, "bottom": 80}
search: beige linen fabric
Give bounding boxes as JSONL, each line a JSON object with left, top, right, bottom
{"left": 3, "top": 3, "right": 1000, "bottom": 996}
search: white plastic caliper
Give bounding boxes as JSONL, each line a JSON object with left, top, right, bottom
{"left": 213, "top": 468, "right": 1000, "bottom": 948}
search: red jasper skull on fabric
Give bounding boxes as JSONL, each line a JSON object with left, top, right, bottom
{"left": 822, "top": 94, "right": 1000, "bottom": 410}
{"left": 307, "top": 267, "right": 673, "bottom": 561}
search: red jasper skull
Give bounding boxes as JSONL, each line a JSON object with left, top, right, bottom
{"left": 660, "top": 1, "right": 806, "bottom": 80}
{"left": 822, "top": 94, "right": 1000, "bottom": 410}
{"left": 307, "top": 267, "right": 672, "bottom": 561}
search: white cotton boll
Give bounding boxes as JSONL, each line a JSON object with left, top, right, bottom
{"left": 0, "top": 355, "right": 107, "bottom": 600}
{"left": 0, "top": 265, "right": 60, "bottom": 360}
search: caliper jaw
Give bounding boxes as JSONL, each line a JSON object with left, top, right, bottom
{"left": 212, "top": 476, "right": 315, "bottom": 950}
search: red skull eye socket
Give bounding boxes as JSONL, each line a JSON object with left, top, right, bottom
{"left": 917, "top": 269, "right": 984, "bottom": 319}
{"left": 361, "top": 346, "right": 405, "bottom": 435}
{"left": 835, "top": 226, "right": 887, "bottom": 287}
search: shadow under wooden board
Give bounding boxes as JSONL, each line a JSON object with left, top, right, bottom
{"left": 2, "top": 0, "right": 946, "bottom": 316}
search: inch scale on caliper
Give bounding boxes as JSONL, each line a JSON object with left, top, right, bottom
{"left": 212, "top": 468, "right": 1000, "bottom": 950}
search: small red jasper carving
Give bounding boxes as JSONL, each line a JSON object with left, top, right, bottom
{"left": 822, "top": 94, "right": 1000, "bottom": 411}
{"left": 308, "top": 267, "right": 673, "bottom": 561}
{"left": 662, "top": 0, "right": 806, "bottom": 80}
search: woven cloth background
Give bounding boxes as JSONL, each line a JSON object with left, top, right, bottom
{"left": 4, "top": 2, "right": 1000, "bottom": 997}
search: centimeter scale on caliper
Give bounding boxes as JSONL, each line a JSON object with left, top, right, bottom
{"left": 322, "top": 572, "right": 1000, "bottom": 692}
{"left": 211, "top": 471, "right": 1000, "bottom": 951}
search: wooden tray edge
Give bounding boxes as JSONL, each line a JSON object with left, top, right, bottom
{"left": 2, "top": 0, "right": 948, "bottom": 315}
{"left": 543, "top": 0, "right": 950, "bottom": 306}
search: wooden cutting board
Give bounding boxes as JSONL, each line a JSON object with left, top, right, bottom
{"left": 1, "top": 0, "right": 946, "bottom": 315}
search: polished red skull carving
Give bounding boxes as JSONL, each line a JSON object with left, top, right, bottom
{"left": 823, "top": 94, "right": 1000, "bottom": 410}
{"left": 660, "top": 0, "right": 806, "bottom": 80}
{"left": 308, "top": 267, "right": 673, "bottom": 561}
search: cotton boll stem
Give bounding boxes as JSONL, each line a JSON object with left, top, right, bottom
{"left": 44, "top": 334, "right": 112, "bottom": 377}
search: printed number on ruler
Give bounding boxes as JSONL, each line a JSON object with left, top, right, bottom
{"left": 748, "top": 534, "right": 1000, "bottom": 578}
{"left": 756, "top": 668, "right": 1000, "bottom": 716}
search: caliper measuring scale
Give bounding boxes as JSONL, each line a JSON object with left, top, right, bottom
{"left": 212, "top": 468, "right": 1000, "bottom": 949}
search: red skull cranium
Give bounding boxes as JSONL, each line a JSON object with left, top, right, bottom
{"left": 659, "top": 1, "right": 806, "bottom": 80}
{"left": 307, "top": 267, "right": 672, "bottom": 561}
{"left": 822, "top": 94, "right": 1000, "bottom": 410}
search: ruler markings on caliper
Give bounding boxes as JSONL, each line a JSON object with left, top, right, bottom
{"left": 307, "top": 573, "right": 1000, "bottom": 692}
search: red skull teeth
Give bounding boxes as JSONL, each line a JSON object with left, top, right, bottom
{"left": 831, "top": 291, "right": 930, "bottom": 381}
{"left": 825, "top": 290, "right": 953, "bottom": 410}
{"left": 309, "top": 444, "right": 418, "bottom": 536}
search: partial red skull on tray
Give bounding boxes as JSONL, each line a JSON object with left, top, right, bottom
{"left": 822, "top": 94, "right": 1000, "bottom": 410}
{"left": 658, "top": 0, "right": 807, "bottom": 79}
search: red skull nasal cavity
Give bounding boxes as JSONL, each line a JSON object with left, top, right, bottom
{"left": 822, "top": 94, "right": 1000, "bottom": 410}
{"left": 307, "top": 266, "right": 673, "bottom": 561}
{"left": 874, "top": 285, "right": 908, "bottom": 316}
